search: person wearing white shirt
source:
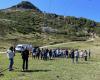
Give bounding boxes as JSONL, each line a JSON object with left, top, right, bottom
{"left": 74, "top": 49, "right": 79, "bottom": 63}
{"left": 7, "top": 46, "right": 15, "bottom": 71}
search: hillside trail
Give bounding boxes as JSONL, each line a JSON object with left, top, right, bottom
{"left": 0, "top": 42, "right": 76, "bottom": 54}
{"left": 0, "top": 37, "right": 100, "bottom": 54}
{"left": 40, "top": 42, "right": 77, "bottom": 48}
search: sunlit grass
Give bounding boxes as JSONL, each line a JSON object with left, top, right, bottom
{"left": 0, "top": 39, "right": 100, "bottom": 80}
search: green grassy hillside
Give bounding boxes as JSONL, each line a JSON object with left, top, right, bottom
{"left": 0, "top": 1, "right": 99, "bottom": 50}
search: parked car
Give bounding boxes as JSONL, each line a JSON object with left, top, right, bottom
{"left": 15, "top": 44, "right": 33, "bottom": 52}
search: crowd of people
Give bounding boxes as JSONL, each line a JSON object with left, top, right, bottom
{"left": 32, "top": 47, "right": 91, "bottom": 62}
{"left": 6, "top": 46, "right": 91, "bottom": 71}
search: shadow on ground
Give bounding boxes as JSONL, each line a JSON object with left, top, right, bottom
{"left": 22, "top": 69, "right": 51, "bottom": 72}
{"left": 0, "top": 73, "right": 4, "bottom": 77}
{"left": 78, "top": 62, "right": 90, "bottom": 64}
{"left": 15, "top": 69, "right": 51, "bottom": 73}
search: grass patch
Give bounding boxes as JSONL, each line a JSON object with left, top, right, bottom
{"left": 0, "top": 38, "right": 100, "bottom": 80}
{"left": 0, "top": 50, "right": 100, "bottom": 80}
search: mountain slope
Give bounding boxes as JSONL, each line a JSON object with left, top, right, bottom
{"left": 2, "top": 1, "right": 42, "bottom": 13}
{"left": 0, "top": 1, "right": 99, "bottom": 47}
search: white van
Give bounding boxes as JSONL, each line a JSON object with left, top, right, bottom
{"left": 15, "top": 44, "right": 33, "bottom": 52}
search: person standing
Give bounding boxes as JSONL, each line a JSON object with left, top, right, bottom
{"left": 84, "top": 50, "right": 88, "bottom": 61}
{"left": 21, "top": 47, "right": 29, "bottom": 71}
{"left": 71, "top": 49, "right": 75, "bottom": 63}
{"left": 80, "top": 50, "right": 84, "bottom": 61}
{"left": 32, "top": 48, "right": 36, "bottom": 59}
{"left": 74, "top": 49, "right": 79, "bottom": 63}
{"left": 40, "top": 48, "right": 44, "bottom": 60}
{"left": 65, "top": 49, "right": 69, "bottom": 60}
{"left": 44, "top": 49, "right": 49, "bottom": 60}
{"left": 89, "top": 49, "right": 91, "bottom": 59}
{"left": 7, "top": 46, "right": 15, "bottom": 71}
{"left": 49, "top": 49, "right": 52, "bottom": 60}
{"left": 36, "top": 48, "right": 41, "bottom": 59}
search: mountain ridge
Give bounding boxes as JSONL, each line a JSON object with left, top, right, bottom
{"left": 0, "top": 1, "right": 99, "bottom": 45}
{"left": 1, "top": 1, "right": 42, "bottom": 13}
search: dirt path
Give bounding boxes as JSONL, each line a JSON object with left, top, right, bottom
{"left": 40, "top": 42, "right": 77, "bottom": 48}
{"left": 0, "top": 52, "right": 6, "bottom": 54}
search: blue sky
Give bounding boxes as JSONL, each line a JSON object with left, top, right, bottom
{"left": 0, "top": 0, "right": 100, "bottom": 22}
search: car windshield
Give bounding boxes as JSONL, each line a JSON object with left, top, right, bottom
{"left": 17, "top": 46, "right": 22, "bottom": 48}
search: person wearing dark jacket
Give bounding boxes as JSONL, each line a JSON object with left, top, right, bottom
{"left": 89, "top": 49, "right": 91, "bottom": 59}
{"left": 41, "top": 48, "right": 44, "bottom": 60}
{"left": 44, "top": 49, "right": 49, "bottom": 60}
{"left": 36, "top": 48, "right": 41, "bottom": 59}
{"left": 21, "top": 47, "right": 29, "bottom": 71}
{"left": 84, "top": 50, "right": 88, "bottom": 61}
{"left": 65, "top": 49, "right": 69, "bottom": 60}
{"left": 49, "top": 49, "right": 52, "bottom": 60}
{"left": 71, "top": 49, "right": 75, "bottom": 63}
